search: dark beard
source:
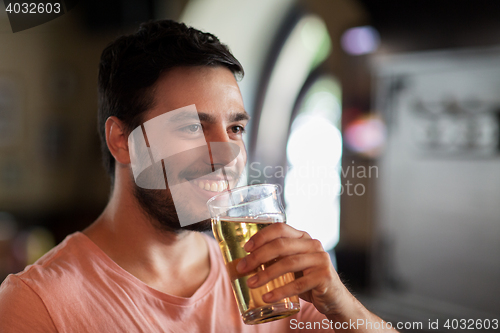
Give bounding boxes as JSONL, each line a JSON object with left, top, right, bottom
{"left": 133, "top": 185, "right": 212, "bottom": 234}
{"left": 131, "top": 142, "right": 243, "bottom": 234}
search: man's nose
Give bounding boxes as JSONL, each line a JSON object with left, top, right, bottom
{"left": 205, "top": 125, "right": 230, "bottom": 143}
{"left": 205, "top": 127, "right": 238, "bottom": 168}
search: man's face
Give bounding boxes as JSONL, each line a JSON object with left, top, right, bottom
{"left": 132, "top": 66, "right": 248, "bottom": 233}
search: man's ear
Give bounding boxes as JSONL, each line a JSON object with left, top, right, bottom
{"left": 105, "top": 116, "right": 131, "bottom": 165}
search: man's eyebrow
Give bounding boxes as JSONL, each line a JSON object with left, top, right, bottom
{"left": 197, "top": 112, "right": 217, "bottom": 123}
{"left": 196, "top": 111, "right": 250, "bottom": 123}
{"left": 229, "top": 112, "right": 250, "bottom": 123}
{"left": 168, "top": 112, "right": 202, "bottom": 123}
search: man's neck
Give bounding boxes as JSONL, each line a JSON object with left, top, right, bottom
{"left": 83, "top": 181, "right": 211, "bottom": 298}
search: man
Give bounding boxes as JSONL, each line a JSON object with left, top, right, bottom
{"left": 0, "top": 20, "right": 396, "bottom": 332}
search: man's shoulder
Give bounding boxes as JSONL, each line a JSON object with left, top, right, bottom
{"left": 12, "top": 232, "right": 93, "bottom": 292}
{"left": 0, "top": 232, "right": 97, "bottom": 331}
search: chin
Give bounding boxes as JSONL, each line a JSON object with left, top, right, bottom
{"left": 181, "top": 219, "right": 212, "bottom": 232}
{"left": 133, "top": 183, "right": 214, "bottom": 235}
{"left": 149, "top": 215, "right": 212, "bottom": 235}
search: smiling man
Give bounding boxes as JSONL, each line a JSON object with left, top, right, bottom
{"left": 0, "top": 20, "right": 396, "bottom": 332}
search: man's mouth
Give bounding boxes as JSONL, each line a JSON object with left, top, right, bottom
{"left": 192, "top": 179, "right": 229, "bottom": 193}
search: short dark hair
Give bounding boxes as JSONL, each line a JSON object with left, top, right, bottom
{"left": 97, "top": 19, "right": 244, "bottom": 182}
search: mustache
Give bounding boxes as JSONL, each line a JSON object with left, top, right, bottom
{"left": 178, "top": 165, "right": 241, "bottom": 182}
{"left": 164, "top": 143, "right": 242, "bottom": 185}
{"left": 134, "top": 158, "right": 242, "bottom": 189}
{"left": 133, "top": 142, "right": 243, "bottom": 189}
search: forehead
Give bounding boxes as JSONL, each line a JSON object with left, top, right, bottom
{"left": 145, "top": 66, "right": 245, "bottom": 122}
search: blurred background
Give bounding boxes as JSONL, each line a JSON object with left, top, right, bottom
{"left": 1, "top": 0, "right": 499, "bottom": 331}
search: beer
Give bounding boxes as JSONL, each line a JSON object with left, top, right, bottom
{"left": 212, "top": 216, "right": 300, "bottom": 325}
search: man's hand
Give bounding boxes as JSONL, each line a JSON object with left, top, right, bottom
{"left": 235, "top": 222, "right": 398, "bottom": 332}
{"left": 235, "top": 222, "right": 346, "bottom": 315}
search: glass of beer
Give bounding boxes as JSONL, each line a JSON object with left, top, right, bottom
{"left": 207, "top": 184, "right": 300, "bottom": 325}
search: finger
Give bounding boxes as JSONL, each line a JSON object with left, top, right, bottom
{"left": 261, "top": 274, "right": 320, "bottom": 304}
{"left": 244, "top": 223, "right": 311, "bottom": 253}
{"left": 246, "top": 252, "right": 330, "bottom": 288}
{"left": 237, "top": 238, "right": 324, "bottom": 274}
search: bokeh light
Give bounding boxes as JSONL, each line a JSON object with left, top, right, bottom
{"left": 341, "top": 25, "right": 380, "bottom": 55}
{"left": 344, "top": 115, "right": 386, "bottom": 157}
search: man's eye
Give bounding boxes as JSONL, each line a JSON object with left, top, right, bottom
{"left": 181, "top": 124, "right": 202, "bottom": 133}
{"left": 231, "top": 125, "right": 246, "bottom": 134}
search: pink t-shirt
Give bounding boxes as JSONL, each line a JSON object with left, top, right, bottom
{"left": 0, "top": 232, "right": 329, "bottom": 332}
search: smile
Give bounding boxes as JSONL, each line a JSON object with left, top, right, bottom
{"left": 192, "top": 179, "right": 228, "bottom": 193}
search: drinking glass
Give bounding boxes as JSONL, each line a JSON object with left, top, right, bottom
{"left": 207, "top": 184, "right": 300, "bottom": 325}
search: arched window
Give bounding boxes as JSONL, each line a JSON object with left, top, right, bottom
{"left": 285, "top": 75, "right": 342, "bottom": 250}
{"left": 251, "top": 12, "right": 341, "bottom": 250}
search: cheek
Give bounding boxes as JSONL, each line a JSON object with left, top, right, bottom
{"left": 154, "top": 133, "right": 207, "bottom": 160}
{"left": 236, "top": 144, "right": 247, "bottom": 168}
{"left": 240, "top": 143, "right": 247, "bottom": 163}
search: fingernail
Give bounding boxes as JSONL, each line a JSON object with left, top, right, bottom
{"left": 244, "top": 240, "right": 254, "bottom": 252}
{"left": 247, "top": 275, "right": 258, "bottom": 286}
{"left": 263, "top": 292, "right": 273, "bottom": 302}
{"left": 236, "top": 258, "right": 246, "bottom": 272}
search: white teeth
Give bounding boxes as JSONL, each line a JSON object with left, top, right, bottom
{"left": 193, "top": 179, "right": 229, "bottom": 192}
{"left": 218, "top": 181, "right": 226, "bottom": 192}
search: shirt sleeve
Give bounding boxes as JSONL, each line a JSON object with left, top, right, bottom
{"left": 0, "top": 274, "right": 58, "bottom": 332}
